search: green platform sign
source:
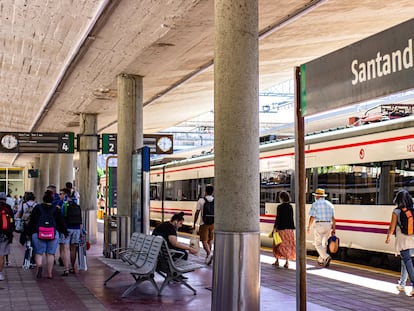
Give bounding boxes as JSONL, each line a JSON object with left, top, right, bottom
{"left": 101, "top": 134, "right": 173, "bottom": 154}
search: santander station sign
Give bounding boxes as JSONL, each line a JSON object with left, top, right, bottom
{"left": 300, "top": 18, "right": 414, "bottom": 116}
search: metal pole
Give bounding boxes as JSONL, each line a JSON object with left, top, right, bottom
{"left": 295, "top": 66, "right": 307, "bottom": 311}
{"left": 161, "top": 165, "right": 165, "bottom": 223}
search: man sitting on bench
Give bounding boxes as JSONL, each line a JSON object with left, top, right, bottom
{"left": 152, "top": 212, "right": 198, "bottom": 261}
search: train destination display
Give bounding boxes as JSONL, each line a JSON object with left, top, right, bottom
{"left": 0, "top": 132, "right": 75, "bottom": 153}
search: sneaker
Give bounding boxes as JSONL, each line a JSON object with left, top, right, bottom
{"left": 324, "top": 256, "right": 332, "bottom": 267}
{"left": 396, "top": 285, "right": 405, "bottom": 292}
{"left": 0, "top": 273, "right": 4, "bottom": 281}
{"left": 36, "top": 267, "right": 43, "bottom": 279}
{"left": 206, "top": 252, "right": 213, "bottom": 266}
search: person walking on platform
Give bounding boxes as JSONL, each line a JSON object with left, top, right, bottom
{"left": 27, "top": 190, "right": 68, "bottom": 279}
{"left": 65, "top": 181, "right": 80, "bottom": 205}
{"left": 58, "top": 187, "right": 83, "bottom": 275}
{"left": 307, "top": 188, "right": 336, "bottom": 267}
{"left": 272, "top": 191, "right": 296, "bottom": 268}
{"left": 153, "top": 212, "right": 198, "bottom": 261}
{"left": 0, "top": 192, "right": 14, "bottom": 281}
{"left": 386, "top": 189, "right": 414, "bottom": 296}
{"left": 193, "top": 185, "right": 214, "bottom": 265}
{"left": 397, "top": 249, "right": 414, "bottom": 292}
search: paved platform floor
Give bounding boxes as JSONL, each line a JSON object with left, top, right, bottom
{"left": 0, "top": 232, "right": 413, "bottom": 311}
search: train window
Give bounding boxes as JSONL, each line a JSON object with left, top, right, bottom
{"left": 155, "top": 178, "right": 215, "bottom": 201}
{"left": 260, "top": 170, "right": 292, "bottom": 203}
{"left": 306, "top": 160, "right": 414, "bottom": 205}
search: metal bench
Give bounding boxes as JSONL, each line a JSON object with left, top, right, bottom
{"left": 156, "top": 239, "right": 204, "bottom": 295}
{"left": 99, "top": 234, "right": 164, "bottom": 297}
{"left": 99, "top": 232, "right": 145, "bottom": 284}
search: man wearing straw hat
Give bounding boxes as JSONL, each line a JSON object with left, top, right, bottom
{"left": 307, "top": 188, "right": 336, "bottom": 267}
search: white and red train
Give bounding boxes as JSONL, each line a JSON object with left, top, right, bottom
{"left": 149, "top": 116, "right": 414, "bottom": 263}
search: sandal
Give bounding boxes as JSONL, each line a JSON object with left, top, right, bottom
{"left": 284, "top": 262, "right": 289, "bottom": 269}
{"left": 61, "top": 270, "right": 69, "bottom": 277}
{"left": 272, "top": 260, "right": 279, "bottom": 267}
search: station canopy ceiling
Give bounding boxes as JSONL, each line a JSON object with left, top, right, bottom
{"left": 1, "top": 0, "right": 414, "bottom": 166}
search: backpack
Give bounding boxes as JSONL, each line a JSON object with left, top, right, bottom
{"left": 202, "top": 197, "right": 214, "bottom": 225}
{"left": 65, "top": 201, "right": 82, "bottom": 226}
{"left": 69, "top": 190, "right": 79, "bottom": 204}
{"left": 0, "top": 202, "right": 14, "bottom": 234}
{"left": 37, "top": 204, "right": 56, "bottom": 240}
{"left": 22, "top": 201, "right": 36, "bottom": 224}
{"left": 399, "top": 206, "right": 414, "bottom": 235}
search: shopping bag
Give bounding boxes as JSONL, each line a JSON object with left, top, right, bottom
{"left": 189, "top": 231, "right": 200, "bottom": 256}
{"left": 78, "top": 235, "right": 88, "bottom": 271}
{"left": 22, "top": 241, "right": 33, "bottom": 270}
{"left": 273, "top": 232, "right": 282, "bottom": 246}
{"left": 327, "top": 235, "right": 339, "bottom": 254}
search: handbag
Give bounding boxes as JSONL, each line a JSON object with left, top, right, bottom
{"left": 38, "top": 226, "right": 55, "bottom": 240}
{"left": 327, "top": 234, "right": 339, "bottom": 254}
{"left": 189, "top": 230, "right": 200, "bottom": 256}
{"left": 273, "top": 231, "right": 282, "bottom": 246}
{"left": 14, "top": 218, "right": 24, "bottom": 233}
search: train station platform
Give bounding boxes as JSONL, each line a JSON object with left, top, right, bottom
{"left": 1, "top": 231, "right": 413, "bottom": 311}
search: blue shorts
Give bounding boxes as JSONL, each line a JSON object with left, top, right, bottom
{"left": 59, "top": 229, "right": 81, "bottom": 245}
{"left": 0, "top": 240, "right": 10, "bottom": 256}
{"left": 32, "top": 233, "right": 59, "bottom": 255}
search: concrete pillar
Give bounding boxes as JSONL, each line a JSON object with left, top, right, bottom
{"left": 117, "top": 73, "right": 143, "bottom": 248}
{"left": 33, "top": 157, "right": 41, "bottom": 202}
{"left": 39, "top": 154, "right": 50, "bottom": 197}
{"left": 60, "top": 154, "right": 74, "bottom": 191}
{"left": 79, "top": 113, "right": 98, "bottom": 244}
{"left": 49, "top": 154, "right": 60, "bottom": 190}
{"left": 213, "top": 1, "right": 260, "bottom": 310}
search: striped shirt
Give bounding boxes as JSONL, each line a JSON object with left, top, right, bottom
{"left": 309, "top": 198, "right": 334, "bottom": 221}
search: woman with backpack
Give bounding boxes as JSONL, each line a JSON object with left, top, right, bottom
{"left": 27, "top": 190, "right": 68, "bottom": 279}
{"left": 385, "top": 189, "right": 414, "bottom": 296}
{"left": 16, "top": 191, "right": 37, "bottom": 245}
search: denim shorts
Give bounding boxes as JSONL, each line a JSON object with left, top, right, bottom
{"left": 59, "top": 228, "right": 81, "bottom": 245}
{"left": 0, "top": 240, "right": 10, "bottom": 256}
{"left": 32, "top": 233, "right": 59, "bottom": 255}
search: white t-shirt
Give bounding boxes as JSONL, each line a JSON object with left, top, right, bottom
{"left": 196, "top": 195, "right": 214, "bottom": 225}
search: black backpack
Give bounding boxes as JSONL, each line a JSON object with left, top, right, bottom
{"left": 66, "top": 201, "right": 82, "bottom": 226}
{"left": 0, "top": 202, "right": 14, "bottom": 234}
{"left": 37, "top": 204, "right": 56, "bottom": 233}
{"left": 202, "top": 197, "right": 214, "bottom": 225}
{"left": 399, "top": 206, "right": 414, "bottom": 235}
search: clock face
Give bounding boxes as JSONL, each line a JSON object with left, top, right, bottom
{"left": 157, "top": 136, "right": 172, "bottom": 152}
{"left": 1, "top": 134, "right": 18, "bottom": 150}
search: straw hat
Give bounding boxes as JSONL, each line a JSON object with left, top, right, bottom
{"left": 312, "top": 188, "right": 327, "bottom": 197}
